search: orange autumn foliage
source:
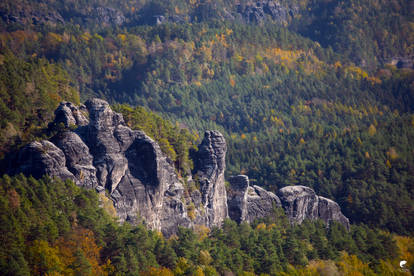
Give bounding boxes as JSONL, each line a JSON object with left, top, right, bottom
{"left": 55, "top": 228, "right": 111, "bottom": 275}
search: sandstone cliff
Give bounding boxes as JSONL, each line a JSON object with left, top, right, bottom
{"left": 278, "top": 185, "right": 350, "bottom": 230}
{"left": 192, "top": 131, "right": 229, "bottom": 228}
{"left": 8, "top": 99, "right": 350, "bottom": 234}
{"left": 227, "top": 176, "right": 350, "bottom": 229}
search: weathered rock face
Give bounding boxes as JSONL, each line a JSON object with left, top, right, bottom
{"left": 79, "top": 99, "right": 190, "bottom": 235}
{"left": 10, "top": 98, "right": 191, "bottom": 236}
{"left": 227, "top": 175, "right": 249, "bottom": 223}
{"left": 318, "top": 196, "right": 350, "bottom": 230}
{"left": 51, "top": 131, "right": 98, "bottom": 189}
{"left": 236, "top": 0, "right": 298, "bottom": 24}
{"left": 9, "top": 99, "right": 350, "bottom": 234}
{"left": 246, "top": 185, "right": 281, "bottom": 223}
{"left": 278, "top": 185, "right": 319, "bottom": 224}
{"left": 278, "top": 186, "right": 350, "bottom": 229}
{"left": 11, "top": 140, "right": 75, "bottom": 182}
{"left": 54, "top": 101, "right": 89, "bottom": 128}
{"left": 0, "top": 9, "right": 65, "bottom": 26}
{"left": 228, "top": 175, "right": 281, "bottom": 223}
{"left": 94, "top": 7, "right": 126, "bottom": 26}
{"left": 193, "top": 131, "right": 229, "bottom": 227}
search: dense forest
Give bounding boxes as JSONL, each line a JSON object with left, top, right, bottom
{"left": 0, "top": 0, "right": 413, "bottom": 274}
{"left": 1, "top": 174, "right": 412, "bottom": 275}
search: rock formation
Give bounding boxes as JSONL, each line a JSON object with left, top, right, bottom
{"left": 278, "top": 185, "right": 350, "bottom": 229}
{"left": 227, "top": 175, "right": 249, "bottom": 223}
{"left": 193, "top": 131, "right": 229, "bottom": 227}
{"left": 10, "top": 140, "right": 75, "bottom": 182}
{"left": 53, "top": 101, "right": 89, "bottom": 128}
{"left": 9, "top": 99, "right": 350, "bottom": 234}
{"left": 228, "top": 175, "right": 281, "bottom": 223}
{"left": 277, "top": 185, "right": 319, "bottom": 224}
{"left": 318, "top": 196, "right": 350, "bottom": 230}
{"left": 228, "top": 177, "right": 350, "bottom": 229}
{"left": 51, "top": 131, "right": 98, "bottom": 189}
{"left": 246, "top": 185, "right": 281, "bottom": 223}
{"left": 236, "top": 1, "right": 298, "bottom": 24}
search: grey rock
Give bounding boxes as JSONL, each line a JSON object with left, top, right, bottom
{"left": 191, "top": 190, "right": 202, "bottom": 206}
{"left": 236, "top": 1, "right": 298, "bottom": 24}
{"left": 54, "top": 101, "right": 89, "bottom": 128}
{"left": 83, "top": 98, "right": 127, "bottom": 192}
{"left": 80, "top": 99, "right": 191, "bottom": 235}
{"left": 246, "top": 185, "right": 281, "bottom": 223}
{"left": 112, "top": 130, "right": 189, "bottom": 234}
{"left": 12, "top": 140, "right": 75, "bottom": 182}
{"left": 0, "top": 9, "right": 64, "bottom": 26}
{"left": 11, "top": 98, "right": 192, "bottom": 236}
{"left": 94, "top": 7, "right": 126, "bottom": 25}
{"left": 278, "top": 185, "right": 350, "bottom": 229}
{"left": 154, "top": 15, "right": 166, "bottom": 25}
{"left": 318, "top": 196, "right": 350, "bottom": 230}
{"left": 96, "top": 185, "right": 105, "bottom": 193}
{"left": 278, "top": 185, "right": 319, "bottom": 224}
{"left": 227, "top": 175, "right": 249, "bottom": 223}
{"left": 388, "top": 57, "right": 414, "bottom": 69}
{"left": 194, "top": 131, "right": 229, "bottom": 227}
{"left": 227, "top": 175, "right": 281, "bottom": 223}
{"left": 9, "top": 98, "right": 351, "bottom": 235}
{"left": 51, "top": 131, "right": 98, "bottom": 189}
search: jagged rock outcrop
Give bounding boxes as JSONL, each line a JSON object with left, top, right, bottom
{"left": 11, "top": 140, "right": 75, "bottom": 182}
{"left": 318, "top": 196, "right": 350, "bottom": 230}
{"left": 228, "top": 177, "right": 349, "bottom": 229}
{"left": 0, "top": 9, "right": 65, "bottom": 26}
{"left": 77, "top": 98, "right": 190, "bottom": 235}
{"left": 228, "top": 175, "right": 281, "bottom": 223}
{"left": 278, "top": 185, "right": 350, "bottom": 229}
{"left": 227, "top": 175, "right": 249, "bottom": 223}
{"left": 236, "top": 1, "right": 298, "bottom": 24}
{"left": 94, "top": 7, "right": 126, "bottom": 26}
{"left": 51, "top": 131, "right": 98, "bottom": 190}
{"left": 193, "top": 131, "right": 229, "bottom": 227}
{"left": 53, "top": 101, "right": 89, "bottom": 128}
{"left": 246, "top": 185, "right": 281, "bottom": 223}
{"left": 10, "top": 99, "right": 192, "bottom": 236}
{"left": 278, "top": 185, "right": 319, "bottom": 224}
{"left": 8, "top": 99, "right": 350, "bottom": 234}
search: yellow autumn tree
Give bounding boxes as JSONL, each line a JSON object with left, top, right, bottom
{"left": 28, "top": 240, "right": 64, "bottom": 275}
{"left": 336, "top": 253, "right": 376, "bottom": 276}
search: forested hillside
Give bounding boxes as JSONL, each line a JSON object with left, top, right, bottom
{"left": 1, "top": 0, "right": 413, "bottom": 274}
{"left": 1, "top": 174, "right": 412, "bottom": 275}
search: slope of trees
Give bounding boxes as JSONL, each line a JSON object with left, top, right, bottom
{"left": 0, "top": 50, "right": 79, "bottom": 157}
{"left": 1, "top": 174, "right": 411, "bottom": 275}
